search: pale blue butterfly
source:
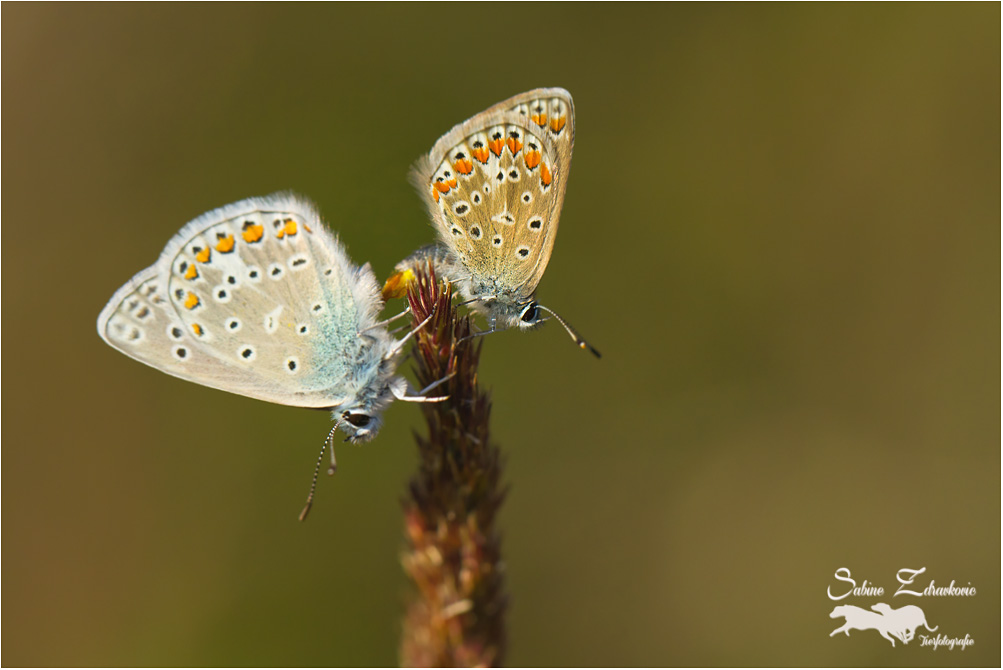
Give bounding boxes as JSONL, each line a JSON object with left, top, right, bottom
{"left": 97, "top": 194, "right": 441, "bottom": 515}
{"left": 400, "top": 87, "right": 599, "bottom": 356}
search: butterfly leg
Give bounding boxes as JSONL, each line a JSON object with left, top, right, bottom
{"left": 358, "top": 305, "right": 412, "bottom": 336}
{"left": 458, "top": 315, "right": 499, "bottom": 344}
{"left": 457, "top": 294, "right": 492, "bottom": 308}
{"left": 384, "top": 310, "right": 436, "bottom": 359}
{"left": 416, "top": 371, "right": 456, "bottom": 396}
{"left": 390, "top": 376, "right": 452, "bottom": 403}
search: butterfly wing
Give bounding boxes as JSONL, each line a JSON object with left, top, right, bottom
{"left": 97, "top": 194, "right": 390, "bottom": 409}
{"left": 412, "top": 88, "right": 575, "bottom": 300}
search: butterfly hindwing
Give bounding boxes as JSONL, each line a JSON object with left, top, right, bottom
{"left": 99, "top": 267, "right": 231, "bottom": 390}
{"left": 98, "top": 194, "right": 391, "bottom": 409}
{"left": 413, "top": 88, "right": 575, "bottom": 300}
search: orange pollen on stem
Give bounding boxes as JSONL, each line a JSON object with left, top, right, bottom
{"left": 381, "top": 269, "right": 416, "bottom": 301}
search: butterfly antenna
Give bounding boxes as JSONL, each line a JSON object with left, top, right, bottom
{"left": 298, "top": 423, "right": 340, "bottom": 522}
{"left": 536, "top": 305, "right": 601, "bottom": 358}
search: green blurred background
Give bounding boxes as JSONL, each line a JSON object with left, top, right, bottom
{"left": 3, "top": 4, "right": 999, "bottom": 667}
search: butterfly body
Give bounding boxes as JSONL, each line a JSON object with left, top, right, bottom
{"left": 408, "top": 88, "right": 576, "bottom": 332}
{"left": 98, "top": 194, "right": 405, "bottom": 442}
{"left": 394, "top": 244, "right": 536, "bottom": 331}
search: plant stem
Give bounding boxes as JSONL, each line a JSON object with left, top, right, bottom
{"left": 399, "top": 265, "right": 507, "bottom": 667}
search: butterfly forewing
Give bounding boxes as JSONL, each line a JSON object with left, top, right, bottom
{"left": 415, "top": 88, "right": 575, "bottom": 299}
{"left": 98, "top": 195, "right": 388, "bottom": 408}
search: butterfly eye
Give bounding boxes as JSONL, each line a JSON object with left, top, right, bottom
{"left": 344, "top": 412, "right": 372, "bottom": 428}
{"left": 520, "top": 303, "right": 540, "bottom": 323}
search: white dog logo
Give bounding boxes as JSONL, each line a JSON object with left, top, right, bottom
{"left": 870, "top": 603, "right": 938, "bottom": 644}
{"left": 830, "top": 603, "right": 937, "bottom": 646}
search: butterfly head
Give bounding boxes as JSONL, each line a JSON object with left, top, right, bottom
{"left": 337, "top": 409, "right": 384, "bottom": 443}
{"left": 331, "top": 373, "right": 404, "bottom": 443}
{"left": 491, "top": 298, "right": 601, "bottom": 358}
{"left": 474, "top": 295, "right": 546, "bottom": 331}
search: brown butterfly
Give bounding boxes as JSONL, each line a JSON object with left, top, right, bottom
{"left": 396, "top": 88, "right": 599, "bottom": 356}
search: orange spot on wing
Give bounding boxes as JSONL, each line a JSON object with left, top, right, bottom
{"left": 550, "top": 116, "right": 566, "bottom": 133}
{"left": 192, "top": 323, "right": 203, "bottom": 336}
{"left": 488, "top": 137, "right": 504, "bottom": 156}
{"left": 453, "top": 158, "right": 473, "bottom": 175}
{"left": 435, "top": 181, "right": 451, "bottom": 193}
{"left": 447, "top": 178, "right": 457, "bottom": 189}
{"left": 524, "top": 150, "right": 541, "bottom": 170}
{"left": 242, "top": 223, "right": 264, "bottom": 243}
{"left": 184, "top": 292, "right": 200, "bottom": 310}
{"left": 194, "top": 247, "right": 211, "bottom": 263}
{"left": 432, "top": 187, "right": 440, "bottom": 203}
{"left": 215, "top": 234, "right": 235, "bottom": 253}
{"left": 531, "top": 113, "right": 548, "bottom": 127}
{"left": 184, "top": 264, "right": 199, "bottom": 280}
{"left": 283, "top": 219, "right": 298, "bottom": 236}
{"left": 507, "top": 137, "right": 523, "bottom": 156}
{"left": 304, "top": 223, "right": 312, "bottom": 233}
{"left": 540, "top": 162, "right": 553, "bottom": 187}
{"left": 471, "top": 147, "right": 490, "bottom": 163}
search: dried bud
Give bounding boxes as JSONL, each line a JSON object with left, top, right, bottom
{"left": 399, "top": 263, "right": 507, "bottom": 667}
